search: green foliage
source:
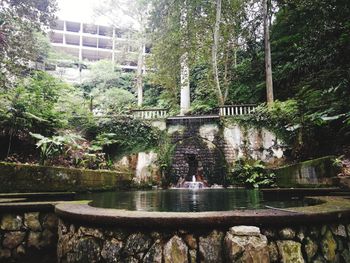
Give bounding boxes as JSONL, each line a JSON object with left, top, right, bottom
{"left": 92, "top": 116, "right": 161, "bottom": 159}
{"left": 0, "top": 71, "right": 70, "bottom": 137}
{"left": 229, "top": 159, "right": 276, "bottom": 188}
{"left": 30, "top": 132, "right": 82, "bottom": 165}
{"left": 155, "top": 135, "right": 176, "bottom": 186}
{"left": 0, "top": 0, "right": 57, "bottom": 88}
{"left": 93, "top": 87, "right": 135, "bottom": 115}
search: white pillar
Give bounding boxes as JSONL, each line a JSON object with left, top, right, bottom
{"left": 179, "top": 0, "right": 190, "bottom": 116}
{"left": 180, "top": 52, "right": 190, "bottom": 115}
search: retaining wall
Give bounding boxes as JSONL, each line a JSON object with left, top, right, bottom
{"left": 0, "top": 204, "right": 59, "bottom": 263}
{"left": 56, "top": 217, "right": 350, "bottom": 263}
{"left": 0, "top": 162, "right": 130, "bottom": 193}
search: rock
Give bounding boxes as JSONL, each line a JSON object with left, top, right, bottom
{"left": 27, "top": 231, "right": 42, "bottom": 249}
{"left": 78, "top": 226, "right": 104, "bottom": 239}
{"left": 124, "top": 233, "right": 152, "bottom": 256}
{"left": 268, "top": 241, "right": 279, "bottom": 262}
{"left": 199, "top": 230, "right": 223, "bottom": 263}
{"left": 151, "top": 232, "right": 161, "bottom": 240}
{"left": 41, "top": 229, "right": 56, "bottom": 247}
{"left": 321, "top": 230, "right": 337, "bottom": 262}
{"left": 189, "top": 249, "right": 197, "bottom": 263}
{"left": 1, "top": 214, "right": 23, "bottom": 230}
{"left": 331, "top": 224, "right": 347, "bottom": 238}
{"left": 303, "top": 237, "right": 318, "bottom": 261}
{"left": 101, "top": 238, "right": 123, "bottom": 262}
{"left": 58, "top": 219, "right": 68, "bottom": 235}
{"left": 279, "top": 228, "right": 295, "bottom": 239}
{"left": 309, "top": 227, "right": 320, "bottom": 238}
{"left": 184, "top": 234, "right": 197, "bottom": 249}
{"left": 24, "top": 212, "right": 41, "bottom": 231}
{"left": 337, "top": 238, "right": 344, "bottom": 251}
{"left": 2, "top": 231, "right": 26, "bottom": 249}
{"left": 110, "top": 229, "right": 128, "bottom": 240}
{"left": 144, "top": 239, "right": 162, "bottom": 263}
{"left": 0, "top": 248, "right": 11, "bottom": 259}
{"left": 230, "top": 226, "right": 261, "bottom": 236}
{"left": 321, "top": 225, "right": 328, "bottom": 236}
{"left": 16, "top": 245, "right": 26, "bottom": 256}
{"left": 72, "top": 237, "right": 101, "bottom": 263}
{"left": 277, "top": 240, "right": 304, "bottom": 263}
{"left": 124, "top": 256, "right": 139, "bottom": 263}
{"left": 313, "top": 256, "right": 326, "bottom": 263}
{"left": 225, "top": 230, "right": 270, "bottom": 263}
{"left": 347, "top": 224, "right": 350, "bottom": 237}
{"left": 163, "top": 235, "right": 188, "bottom": 263}
{"left": 69, "top": 224, "right": 76, "bottom": 234}
{"left": 296, "top": 227, "right": 305, "bottom": 242}
{"left": 261, "top": 229, "right": 275, "bottom": 239}
{"left": 42, "top": 213, "right": 58, "bottom": 230}
{"left": 341, "top": 249, "right": 350, "bottom": 263}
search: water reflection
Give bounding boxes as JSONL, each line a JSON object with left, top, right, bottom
{"left": 78, "top": 189, "right": 308, "bottom": 212}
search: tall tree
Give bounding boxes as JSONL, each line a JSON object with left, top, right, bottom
{"left": 0, "top": 0, "right": 57, "bottom": 89}
{"left": 95, "top": 0, "right": 150, "bottom": 107}
{"left": 212, "top": 0, "right": 224, "bottom": 105}
{"left": 263, "top": 0, "right": 274, "bottom": 105}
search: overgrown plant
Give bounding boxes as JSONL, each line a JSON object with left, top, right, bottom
{"left": 30, "top": 133, "right": 82, "bottom": 165}
{"left": 229, "top": 159, "right": 276, "bottom": 188}
{"left": 156, "top": 135, "right": 176, "bottom": 187}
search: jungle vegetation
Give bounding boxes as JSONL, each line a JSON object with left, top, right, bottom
{"left": 0, "top": 0, "right": 349, "bottom": 167}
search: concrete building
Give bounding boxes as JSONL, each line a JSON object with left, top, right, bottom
{"left": 48, "top": 20, "right": 148, "bottom": 83}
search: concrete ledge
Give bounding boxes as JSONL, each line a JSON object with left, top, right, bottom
{"left": 55, "top": 196, "right": 350, "bottom": 229}
{"left": 0, "top": 200, "right": 89, "bottom": 213}
{"left": 0, "top": 162, "right": 131, "bottom": 192}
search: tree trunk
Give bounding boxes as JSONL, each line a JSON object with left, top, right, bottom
{"left": 136, "top": 41, "right": 144, "bottom": 107}
{"left": 180, "top": 0, "right": 190, "bottom": 115}
{"left": 263, "top": 0, "right": 274, "bottom": 105}
{"left": 212, "top": 0, "right": 224, "bottom": 106}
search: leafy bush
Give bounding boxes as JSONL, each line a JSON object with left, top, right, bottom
{"left": 229, "top": 159, "right": 276, "bottom": 188}
{"left": 92, "top": 116, "right": 161, "bottom": 159}
{"left": 92, "top": 87, "right": 135, "bottom": 115}
{"left": 30, "top": 133, "right": 83, "bottom": 165}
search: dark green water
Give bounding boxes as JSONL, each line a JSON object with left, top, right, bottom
{"left": 78, "top": 189, "right": 309, "bottom": 212}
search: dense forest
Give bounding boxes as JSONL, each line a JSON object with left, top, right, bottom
{"left": 0, "top": 0, "right": 349, "bottom": 167}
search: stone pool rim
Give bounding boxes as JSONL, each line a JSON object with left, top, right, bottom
{"left": 55, "top": 196, "right": 350, "bottom": 229}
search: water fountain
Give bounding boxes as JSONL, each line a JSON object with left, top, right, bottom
{"left": 182, "top": 175, "right": 206, "bottom": 189}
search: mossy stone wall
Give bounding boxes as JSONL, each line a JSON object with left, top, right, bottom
{"left": 275, "top": 156, "right": 338, "bottom": 188}
{"left": 0, "top": 162, "right": 131, "bottom": 193}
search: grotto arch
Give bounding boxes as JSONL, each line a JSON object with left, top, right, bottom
{"left": 170, "top": 135, "right": 228, "bottom": 186}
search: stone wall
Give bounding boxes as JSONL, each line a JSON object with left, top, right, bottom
{"left": 166, "top": 117, "right": 285, "bottom": 185}
{"left": 114, "top": 118, "right": 286, "bottom": 185}
{"left": 0, "top": 211, "right": 59, "bottom": 263}
{"left": 0, "top": 162, "right": 130, "bottom": 192}
{"left": 56, "top": 220, "right": 350, "bottom": 263}
{"left": 275, "top": 156, "right": 338, "bottom": 188}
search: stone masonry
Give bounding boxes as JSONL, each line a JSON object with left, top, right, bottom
{"left": 57, "top": 220, "right": 350, "bottom": 263}
{"left": 0, "top": 211, "right": 59, "bottom": 263}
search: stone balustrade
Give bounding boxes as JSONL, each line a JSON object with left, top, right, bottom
{"left": 218, "top": 104, "right": 257, "bottom": 116}
{"left": 131, "top": 109, "right": 168, "bottom": 120}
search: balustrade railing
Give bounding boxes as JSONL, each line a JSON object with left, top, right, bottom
{"left": 218, "top": 104, "right": 257, "bottom": 116}
{"left": 131, "top": 108, "right": 169, "bottom": 119}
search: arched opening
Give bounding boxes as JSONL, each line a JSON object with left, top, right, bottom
{"left": 170, "top": 136, "right": 227, "bottom": 186}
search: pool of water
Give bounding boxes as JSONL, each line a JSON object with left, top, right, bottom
{"left": 78, "top": 189, "right": 314, "bottom": 212}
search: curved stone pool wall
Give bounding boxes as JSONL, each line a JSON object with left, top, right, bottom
{"left": 55, "top": 197, "right": 350, "bottom": 263}
{"left": 0, "top": 203, "right": 59, "bottom": 263}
